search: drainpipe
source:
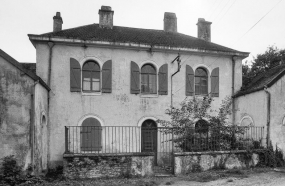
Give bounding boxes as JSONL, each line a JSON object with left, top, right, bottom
{"left": 264, "top": 86, "right": 271, "bottom": 147}
{"left": 47, "top": 41, "right": 54, "bottom": 169}
{"left": 232, "top": 56, "right": 237, "bottom": 125}
{"left": 30, "top": 80, "right": 38, "bottom": 174}
{"left": 170, "top": 54, "right": 181, "bottom": 109}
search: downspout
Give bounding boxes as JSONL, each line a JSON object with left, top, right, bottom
{"left": 232, "top": 56, "right": 237, "bottom": 125}
{"left": 30, "top": 80, "right": 38, "bottom": 174}
{"left": 47, "top": 41, "right": 54, "bottom": 169}
{"left": 171, "top": 54, "right": 181, "bottom": 109}
{"left": 264, "top": 86, "right": 271, "bottom": 147}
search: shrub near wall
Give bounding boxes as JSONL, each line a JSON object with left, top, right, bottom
{"left": 63, "top": 154, "right": 154, "bottom": 179}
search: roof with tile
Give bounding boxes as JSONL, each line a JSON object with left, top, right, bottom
{"left": 0, "top": 49, "right": 50, "bottom": 91}
{"left": 21, "top": 63, "right": 36, "bottom": 74}
{"left": 30, "top": 24, "right": 248, "bottom": 55}
{"left": 234, "top": 64, "right": 285, "bottom": 97}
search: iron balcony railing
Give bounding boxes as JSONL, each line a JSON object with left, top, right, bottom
{"left": 64, "top": 126, "right": 265, "bottom": 154}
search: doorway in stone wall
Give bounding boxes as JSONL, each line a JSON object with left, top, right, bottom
{"left": 141, "top": 119, "right": 157, "bottom": 165}
{"left": 41, "top": 115, "right": 48, "bottom": 171}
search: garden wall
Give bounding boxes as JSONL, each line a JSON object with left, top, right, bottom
{"left": 63, "top": 153, "right": 154, "bottom": 178}
{"left": 174, "top": 150, "right": 260, "bottom": 175}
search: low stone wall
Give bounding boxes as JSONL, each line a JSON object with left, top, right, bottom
{"left": 63, "top": 153, "right": 154, "bottom": 179}
{"left": 174, "top": 150, "right": 260, "bottom": 175}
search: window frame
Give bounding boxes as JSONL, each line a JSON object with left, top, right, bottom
{"left": 194, "top": 67, "right": 208, "bottom": 96}
{"left": 81, "top": 60, "right": 101, "bottom": 94}
{"left": 140, "top": 63, "right": 158, "bottom": 95}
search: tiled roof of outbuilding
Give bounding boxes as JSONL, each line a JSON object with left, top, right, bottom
{"left": 234, "top": 64, "right": 285, "bottom": 97}
{"left": 33, "top": 24, "right": 247, "bottom": 54}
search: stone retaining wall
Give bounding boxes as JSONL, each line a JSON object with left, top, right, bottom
{"left": 63, "top": 153, "right": 154, "bottom": 179}
{"left": 174, "top": 150, "right": 260, "bottom": 175}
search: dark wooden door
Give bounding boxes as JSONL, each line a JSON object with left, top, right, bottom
{"left": 81, "top": 118, "right": 102, "bottom": 151}
{"left": 141, "top": 120, "right": 157, "bottom": 164}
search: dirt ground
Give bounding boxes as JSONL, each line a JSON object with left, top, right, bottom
{"left": 159, "top": 168, "right": 285, "bottom": 186}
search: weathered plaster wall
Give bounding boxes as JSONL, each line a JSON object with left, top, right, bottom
{"left": 35, "top": 43, "right": 241, "bottom": 166}
{"left": 34, "top": 83, "right": 49, "bottom": 173}
{"left": 174, "top": 151, "right": 259, "bottom": 175}
{"left": 63, "top": 154, "right": 154, "bottom": 178}
{"left": 268, "top": 75, "right": 285, "bottom": 153}
{"left": 0, "top": 56, "right": 34, "bottom": 169}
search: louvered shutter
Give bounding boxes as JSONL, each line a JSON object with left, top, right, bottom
{"left": 186, "top": 65, "right": 194, "bottom": 96}
{"left": 70, "top": 58, "right": 81, "bottom": 92}
{"left": 211, "top": 67, "right": 219, "bottom": 97}
{"left": 102, "top": 60, "right": 112, "bottom": 93}
{"left": 158, "top": 64, "right": 168, "bottom": 95}
{"left": 130, "top": 61, "right": 140, "bottom": 94}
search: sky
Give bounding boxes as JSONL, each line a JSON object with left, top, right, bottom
{"left": 1, "top": 0, "right": 285, "bottom": 63}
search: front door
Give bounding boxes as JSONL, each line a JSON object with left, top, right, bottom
{"left": 141, "top": 119, "right": 157, "bottom": 164}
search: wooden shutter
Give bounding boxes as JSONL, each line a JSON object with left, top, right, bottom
{"left": 211, "top": 67, "right": 219, "bottom": 97}
{"left": 70, "top": 58, "right": 81, "bottom": 92}
{"left": 102, "top": 60, "right": 112, "bottom": 93}
{"left": 158, "top": 64, "right": 168, "bottom": 95}
{"left": 186, "top": 65, "right": 194, "bottom": 96}
{"left": 130, "top": 61, "right": 140, "bottom": 94}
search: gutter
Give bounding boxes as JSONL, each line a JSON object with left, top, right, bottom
{"left": 264, "top": 86, "right": 271, "bottom": 147}
{"left": 28, "top": 35, "right": 250, "bottom": 58}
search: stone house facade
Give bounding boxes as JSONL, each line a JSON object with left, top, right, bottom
{"left": 27, "top": 6, "right": 249, "bottom": 168}
{"left": 0, "top": 49, "right": 49, "bottom": 173}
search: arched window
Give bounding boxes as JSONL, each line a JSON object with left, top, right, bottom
{"left": 195, "top": 68, "right": 208, "bottom": 95}
{"left": 240, "top": 116, "right": 254, "bottom": 126}
{"left": 141, "top": 64, "right": 157, "bottom": 94}
{"left": 82, "top": 61, "right": 100, "bottom": 92}
{"left": 81, "top": 117, "right": 102, "bottom": 151}
{"left": 195, "top": 119, "right": 209, "bottom": 134}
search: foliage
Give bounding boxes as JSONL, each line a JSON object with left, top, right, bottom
{"left": 0, "top": 155, "right": 44, "bottom": 186}
{"left": 242, "top": 46, "right": 285, "bottom": 87}
{"left": 157, "top": 96, "right": 262, "bottom": 152}
{"left": 257, "top": 143, "right": 285, "bottom": 168}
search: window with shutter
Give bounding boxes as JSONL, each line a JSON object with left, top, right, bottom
{"left": 70, "top": 58, "right": 81, "bottom": 92}
{"left": 81, "top": 117, "right": 102, "bottom": 151}
{"left": 195, "top": 67, "right": 208, "bottom": 95}
{"left": 186, "top": 65, "right": 194, "bottom": 96}
{"left": 82, "top": 61, "right": 100, "bottom": 92}
{"left": 130, "top": 61, "right": 140, "bottom": 94}
{"left": 158, "top": 64, "right": 168, "bottom": 95}
{"left": 102, "top": 60, "right": 112, "bottom": 93}
{"left": 141, "top": 64, "right": 157, "bottom": 94}
{"left": 211, "top": 67, "right": 219, "bottom": 97}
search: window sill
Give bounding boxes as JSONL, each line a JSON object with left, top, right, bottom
{"left": 82, "top": 92, "right": 102, "bottom": 96}
{"left": 140, "top": 94, "right": 159, "bottom": 98}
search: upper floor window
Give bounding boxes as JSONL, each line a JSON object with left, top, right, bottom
{"left": 195, "top": 68, "right": 208, "bottom": 95}
{"left": 186, "top": 65, "right": 219, "bottom": 97}
{"left": 70, "top": 58, "right": 112, "bottom": 93}
{"left": 141, "top": 64, "right": 157, "bottom": 94}
{"left": 82, "top": 61, "right": 100, "bottom": 92}
{"left": 130, "top": 61, "right": 168, "bottom": 95}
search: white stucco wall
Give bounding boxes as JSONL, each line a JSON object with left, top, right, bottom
{"left": 235, "top": 74, "right": 285, "bottom": 153}
{"left": 35, "top": 43, "right": 241, "bottom": 166}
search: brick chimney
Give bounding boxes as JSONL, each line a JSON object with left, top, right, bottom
{"left": 53, "top": 12, "right": 63, "bottom": 32}
{"left": 98, "top": 6, "right": 114, "bottom": 29}
{"left": 196, "top": 18, "right": 212, "bottom": 42}
{"left": 164, "top": 12, "right": 177, "bottom": 32}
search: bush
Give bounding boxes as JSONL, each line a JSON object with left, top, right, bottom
{"left": 0, "top": 155, "right": 44, "bottom": 186}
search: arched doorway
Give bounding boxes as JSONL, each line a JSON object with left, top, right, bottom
{"left": 141, "top": 119, "right": 157, "bottom": 164}
{"left": 81, "top": 117, "right": 102, "bottom": 151}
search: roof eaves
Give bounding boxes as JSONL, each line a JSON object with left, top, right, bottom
{"left": 28, "top": 35, "right": 249, "bottom": 57}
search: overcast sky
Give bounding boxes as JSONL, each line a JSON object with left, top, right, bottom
{"left": 1, "top": 0, "right": 285, "bottom": 63}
